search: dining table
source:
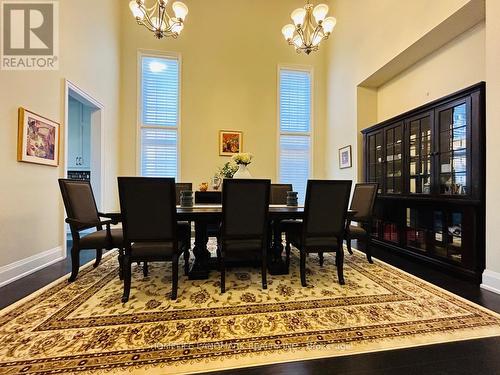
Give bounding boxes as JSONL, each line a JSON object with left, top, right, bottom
{"left": 109, "top": 205, "right": 356, "bottom": 280}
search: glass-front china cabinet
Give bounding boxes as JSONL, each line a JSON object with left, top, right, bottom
{"left": 362, "top": 83, "right": 485, "bottom": 282}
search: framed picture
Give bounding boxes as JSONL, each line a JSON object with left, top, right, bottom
{"left": 17, "top": 107, "right": 60, "bottom": 167}
{"left": 339, "top": 145, "right": 352, "bottom": 169}
{"left": 219, "top": 130, "right": 243, "bottom": 156}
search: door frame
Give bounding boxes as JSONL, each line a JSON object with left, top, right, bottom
{"left": 62, "top": 79, "right": 105, "bottom": 257}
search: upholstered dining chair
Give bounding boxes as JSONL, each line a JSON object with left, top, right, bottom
{"left": 217, "top": 179, "right": 271, "bottom": 293}
{"left": 285, "top": 180, "right": 352, "bottom": 286}
{"left": 270, "top": 184, "right": 293, "bottom": 205}
{"left": 118, "top": 177, "right": 191, "bottom": 302}
{"left": 58, "top": 179, "right": 123, "bottom": 282}
{"left": 142, "top": 182, "right": 193, "bottom": 277}
{"left": 345, "top": 183, "right": 378, "bottom": 263}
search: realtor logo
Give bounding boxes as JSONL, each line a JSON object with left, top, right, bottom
{"left": 1, "top": 1, "right": 59, "bottom": 70}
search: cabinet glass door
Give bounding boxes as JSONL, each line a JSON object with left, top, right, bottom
{"left": 408, "top": 113, "right": 433, "bottom": 194}
{"left": 385, "top": 124, "right": 403, "bottom": 194}
{"left": 437, "top": 101, "right": 469, "bottom": 196}
{"left": 367, "top": 132, "right": 384, "bottom": 194}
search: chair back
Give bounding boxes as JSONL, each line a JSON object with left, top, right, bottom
{"left": 195, "top": 191, "right": 222, "bottom": 204}
{"left": 350, "top": 183, "right": 378, "bottom": 222}
{"left": 221, "top": 179, "right": 270, "bottom": 240}
{"left": 270, "top": 184, "right": 293, "bottom": 205}
{"left": 118, "top": 177, "right": 177, "bottom": 243}
{"left": 175, "top": 183, "right": 193, "bottom": 205}
{"left": 303, "top": 180, "right": 352, "bottom": 238}
{"left": 58, "top": 179, "right": 100, "bottom": 230}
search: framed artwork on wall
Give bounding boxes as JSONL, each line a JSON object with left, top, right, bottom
{"left": 17, "top": 107, "right": 60, "bottom": 167}
{"left": 339, "top": 145, "right": 352, "bottom": 169}
{"left": 219, "top": 130, "right": 243, "bottom": 156}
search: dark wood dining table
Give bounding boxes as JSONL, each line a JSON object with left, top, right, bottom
{"left": 177, "top": 205, "right": 307, "bottom": 279}
{"left": 110, "top": 205, "right": 356, "bottom": 280}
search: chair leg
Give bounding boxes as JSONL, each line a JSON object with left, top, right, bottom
{"left": 285, "top": 241, "right": 291, "bottom": 270}
{"left": 366, "top": 237, "right": 373, "bottom": 264}
{"left": 336, "top": 246, "right": 345, "bottom": 285}
{"left": 220, "top": 251, "right": 226, "bottom": 294}
{"left": 347, "top": 237, "right": 353, "bottom": 255}
{"left": 300, "top": 250, "right": 307, "bottom": 287}
{"left": 143, "top": 262, "right": 149, "bottom": 277}
{"left": 319, "top": 252, "right": 324, "bottom": 267}
{"left": 183, "top": 247, "right": 190, "bottom": 276}
{"left": 171, "top": 254, "right": 179, "bottom": 300}
{"left": 121, "top": 255, "right": 132, "bottom": 303}
{"left": 262, "top": 247, "right": 267, "bottom": 290}
{"left": 68, "top": 245, "right": 80, "bottom": 282}
{"left": 94, "top": 248, "right": 103, "bottom": 268}
{"left": 118, "top": 248, "right": 124, "bottom": 280}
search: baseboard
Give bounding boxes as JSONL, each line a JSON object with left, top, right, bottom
{"left": 480, "top": 269, "right": 500, "bottom": 295}
{"left": 0, "top": 246, "right": 65, "bottom": 288}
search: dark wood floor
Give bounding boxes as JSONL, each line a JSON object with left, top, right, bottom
{"left": 1, "top": 242, "right": 499, "bottom": 374}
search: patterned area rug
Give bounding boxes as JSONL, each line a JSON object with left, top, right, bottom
{"left": 1, "top": 242, "right": 499, "bottom": 374}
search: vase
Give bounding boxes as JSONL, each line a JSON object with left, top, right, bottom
{"left": 233, "top": 164, "right": 252, "bottom": 179}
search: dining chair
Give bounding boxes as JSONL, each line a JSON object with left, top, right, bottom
{"left": 118, "top": 177, "right": 191, "bottom": 302}
{"left": 217, "top": 179, "right": 271, "bottom": 293}
{"left": 270, "top": 184, "right": 293, "bottom": 205}
{"left": 140, "top": 182, "right": 193, "bottom": 276}
{"left": 345, "top": 183, "right": 378, "bottom": 263}
{"left": 58, "top": 179, "right": 123, "bottom": 282}
{"left": 285, "top": 180, "right": 352, "bottom": 286}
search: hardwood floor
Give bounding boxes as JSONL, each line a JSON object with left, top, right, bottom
{"left": 0, "top": 242, "right": 499, "bottom": 374}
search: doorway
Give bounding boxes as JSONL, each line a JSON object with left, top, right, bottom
{"left": 63, "top": 80, "right": 105, "bottom": 258}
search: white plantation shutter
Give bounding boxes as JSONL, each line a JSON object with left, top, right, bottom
{"left": 141, "top": 129, "right": 178, "bottom": 177}
{"left": 279, "top": 68, "right": 312, "bottom": 203}
{"left": 139, "top": 55, "right": 180, "bottom": 178}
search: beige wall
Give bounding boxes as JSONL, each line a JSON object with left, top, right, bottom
{"left": 0, "top": 0, "right": 121, "bottom": 267}
{"left": 326, "top": 0, "right": 471, "bottom": 182}
{"left": 377, "top": 22, "right": 485, "bottom": 122}
{"left": 326, "top": 0, "right": 500, "bottom": 289}
{"left": 484, "top": 0, "right": 500, "bottom": 286}
{"left": 119, "top": 0, "right": 327, "bottom": 187}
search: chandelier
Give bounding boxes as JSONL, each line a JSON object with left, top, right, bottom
{"left": 282, "top": 1, "right": 336, "bottom": 54}
{"left": 129, "top": 0, "right": 188, "bottom": 39}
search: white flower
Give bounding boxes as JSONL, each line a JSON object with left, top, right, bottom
{"left": 232, "top": 153, "right": 253, "bottom": 165}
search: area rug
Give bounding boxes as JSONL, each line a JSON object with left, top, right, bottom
{"left": 1, "top": 242, "right": 499, "bottom": 375}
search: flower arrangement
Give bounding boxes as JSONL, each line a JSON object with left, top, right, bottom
{"left": 217, "top": 161, "right": 238, "bottom": 178}
{"left": 232, "top": 152, "right": 253, "bottom": 165}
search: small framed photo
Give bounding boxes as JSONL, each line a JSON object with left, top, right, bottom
{"left": 17, "top": 107, "right": 60, "bottom": 167}
{"left": 339, "top": 145, "right": 352, "bottom": 169}
{"left": 219, "top": 130, "right": 243, "bottom": 156}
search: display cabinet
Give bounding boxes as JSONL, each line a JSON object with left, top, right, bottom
{"left": 362, "top": 83, "right": 485, "bottom": 282}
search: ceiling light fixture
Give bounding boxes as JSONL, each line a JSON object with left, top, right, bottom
{"left": 129, "top": 0, "right": 188, "bottom": 39}
{"left": 282, "top": 1, "right": 336, "bottom": 54}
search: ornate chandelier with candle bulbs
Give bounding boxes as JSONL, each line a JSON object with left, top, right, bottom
{"left": 129, "top": 0, "right": 188, "bottom": 39}
{"left": 282, "top": 1, "right": 336, "bottom": 54}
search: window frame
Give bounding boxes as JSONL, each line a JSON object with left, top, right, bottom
{"left": 276, "top": 64, "right": 314, "bottom": 189}
{"left": 136, "top": 49, "right": 182, "bottom": 179}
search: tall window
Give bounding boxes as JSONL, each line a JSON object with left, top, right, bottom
{"left": 139, "top": 53, "right": 180, "bottom": 178}
{"left": 278, "top": 67, "right": 312, "bottom": 202}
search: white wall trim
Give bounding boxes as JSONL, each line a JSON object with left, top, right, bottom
{"left": 480, "top": 269, "right": 500, "bottom": 295}
{"left": 0, "top": 246, "right": 65, "bottom": 288}
{"left": 63, "top": 79, "right": 106, "bottom": 258}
